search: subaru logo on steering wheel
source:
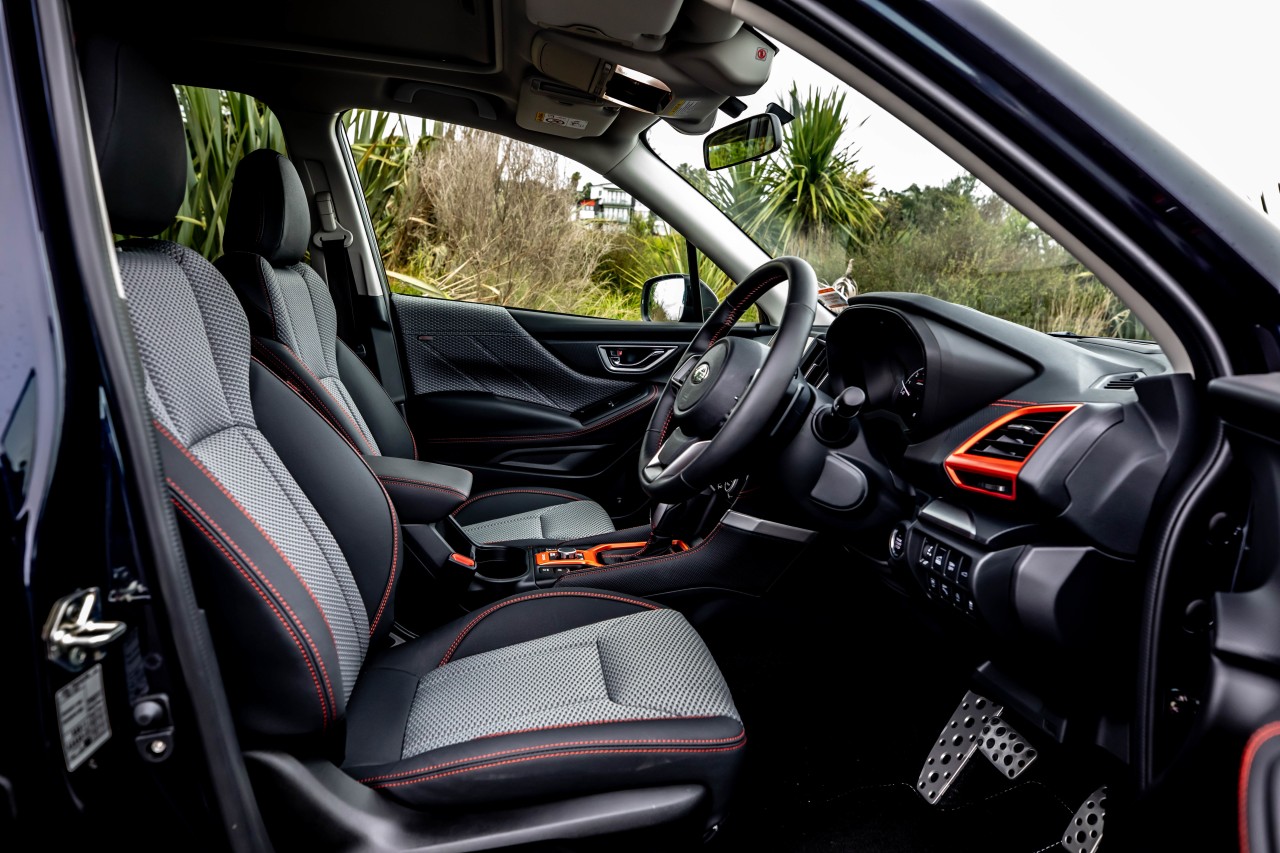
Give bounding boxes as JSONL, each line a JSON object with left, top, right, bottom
{"left": 691, "top": 363, "right": 711, "bottom": 384}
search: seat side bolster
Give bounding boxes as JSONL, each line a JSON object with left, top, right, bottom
{"left": 337, "top": 338, "right": 419, "bottom": 460}
{"left": 250, "top": 360, "right": 402, "bottom": 642}
{"left": 157, "top": 424, "right": 344, "bottom": 741}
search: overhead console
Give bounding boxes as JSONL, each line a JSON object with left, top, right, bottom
{"left": 516, "top": 0, "right": 773, "bottom": 137}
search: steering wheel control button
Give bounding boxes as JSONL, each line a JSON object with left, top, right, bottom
{"left": 916, "top": 690, "right": 1004, "bottom": 805}
{"left": 979, "top": 718, "right": 1039, "bottom": 780}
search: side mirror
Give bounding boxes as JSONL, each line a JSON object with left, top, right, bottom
{"left": 703, "top": 112, "right": 783, "bottom": 171}
{"left": 641, "top": 274, "right": 719, "bottom": 322}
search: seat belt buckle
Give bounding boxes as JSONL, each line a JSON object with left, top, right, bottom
{"left": 312, "top": 191, "right": 354, "bottom": 248}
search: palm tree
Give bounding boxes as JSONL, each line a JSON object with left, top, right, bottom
{"left": 718, "top": 86, "right": 881, "bottom": 254}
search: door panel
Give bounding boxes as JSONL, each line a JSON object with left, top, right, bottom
{"left": 391, "top": 294, "right": 770, "bottom": 523}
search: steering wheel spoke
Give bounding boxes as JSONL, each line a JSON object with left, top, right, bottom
{"left": 642, "top": 427, "right": 710, "bottom": 484}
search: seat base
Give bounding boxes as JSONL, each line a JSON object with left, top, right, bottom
{"left": 246, "top": 751, "right": 710, "bottom": 852}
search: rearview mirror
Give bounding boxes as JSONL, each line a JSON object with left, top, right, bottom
{"left": 703, "top": 113, "right": 783, "bottom": 171}
{"left": 641, "top": 274, "right": 719, "bottom": 322}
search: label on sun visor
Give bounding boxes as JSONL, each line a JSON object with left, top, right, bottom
{"left": 535, "top": 112, "right": 588, "bottom": 130}
{"left": 660, "top": 98, "right": 701, "bottom": 118}
{"left": 56, "top": 664, "right": 112, "bottom": 771}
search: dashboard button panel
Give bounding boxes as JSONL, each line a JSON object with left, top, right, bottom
{"left": 918, "top": 534, "right": 975, "bottom": 618}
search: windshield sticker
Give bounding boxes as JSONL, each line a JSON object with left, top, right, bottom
{"left": 56, "top": 664, "right": 112, "bottom": 771}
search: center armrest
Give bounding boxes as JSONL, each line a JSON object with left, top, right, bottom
{"left": 364, "top": 455, "right": 472, "bottom": 524}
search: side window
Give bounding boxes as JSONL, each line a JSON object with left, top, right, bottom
{"left": 348, "top": 113, "right": 734, "bottom": 321}
{"left": 154, "top": 87, "right": 285, "bottom": 259}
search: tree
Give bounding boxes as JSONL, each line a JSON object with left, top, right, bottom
{"left": 726, "top": 85, "right": 881, "bottom": 253}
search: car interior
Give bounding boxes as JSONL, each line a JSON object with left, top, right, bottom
{"left": 22, "top": 0, "right": 1280, "bottom": 850}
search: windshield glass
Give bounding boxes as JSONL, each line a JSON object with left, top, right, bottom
{"left": 648, "top": 37, "right": 1157, "bottom": 339}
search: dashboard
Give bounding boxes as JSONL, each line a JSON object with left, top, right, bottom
{"left": 787, "top": 292, "right": 1193, "bottom": 753}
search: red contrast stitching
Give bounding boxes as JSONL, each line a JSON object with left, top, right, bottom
{"left": 254, "top": 342, "right": 377, "bottom": 455}
{"left": 558, "top": 524, "right": 725, "bottom": 581}
{"left": 426, "top": 385, "right": 658, "bottom": 444}
{"left": 996, "top": 399, "right": 1039, "bottom": 407}
{"left": 340, "top": 337, "right": 421, "bottom": 459}
{"left": 451, "top": 488, "right": 583, "bottom": 517}
{"left": 168, "top": 497, "right": 331, "bottom": 729}
{"left": 472, "top": 714, "right": 719, "bottom": 742}
{"left": 1240, "top": 720, "right": 1280, "bottom": 853}
{"left": 360, "top": 730, "right": 745, "bottom": 784}
{"left": 369, "top": 742, "right": 746, "bottom": 789}
{"left": 376, "top": 476, "right": 466, "bottom": 498}
{"left": 707, "top": 274, "right": 782, "bottom": 346}
{"left": 250, "top": 355, "right": 361, "bottom": 457}
{"left": 437, "top": 591, "right": 659, "bottom": 666}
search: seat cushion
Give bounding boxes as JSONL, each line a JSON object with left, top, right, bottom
{"left": 343, "top": 590, "right": 744, "bottom": 813}
{"left": 453, "top": 488, "right": 616, "bottom": 545}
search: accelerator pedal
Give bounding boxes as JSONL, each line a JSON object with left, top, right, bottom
{"left": 978, "top": 716, "right": 1039, "bottom": 780}
{"left": 916, "top": 690, "right": 1003, "bottom": 803}
{"left": 1061, "top": 786, "right": 1107, "bottom": 853}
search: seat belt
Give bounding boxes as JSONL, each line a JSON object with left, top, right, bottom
{"left": 311, "top": 191, "right": 366, "bottom": 358}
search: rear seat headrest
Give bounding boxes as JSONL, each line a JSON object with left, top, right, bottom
{"left": 80, "top": 38, "right": 187, "bottom": 237}
{"left": 223, "top": 149, "right": 310, "bottom": 266}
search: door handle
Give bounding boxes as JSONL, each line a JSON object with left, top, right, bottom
{"left": 597, "top": 345, "right": 678, "bottom": 374}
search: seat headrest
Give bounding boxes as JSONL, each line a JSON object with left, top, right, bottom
{"left": 80, "top": 38, "right": 187, "bottom": 237}
{"left": 223, "top": 149, "right": 310, "bottom": 266}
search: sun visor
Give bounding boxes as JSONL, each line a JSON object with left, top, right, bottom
{"left": 515, "top": 78, "right": 621, "bottom": 139}
{"left": 526, "top": 0, "right": 685, "bottom": 52}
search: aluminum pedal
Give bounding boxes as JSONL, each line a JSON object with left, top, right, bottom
{"left": 916, "top": 690, "right": 1003, "bottom": 803}
{"left": 1061, "top": 786, "right": 1107, "bottom": 853}
{"left": 978, "top": 716, "right": 1039, "bottom": 779}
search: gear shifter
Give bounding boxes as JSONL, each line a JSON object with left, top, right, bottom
{"left": 629, "top": 501, "right": 685, "bottom": 559}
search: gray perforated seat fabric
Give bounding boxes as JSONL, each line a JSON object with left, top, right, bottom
{"left": 344, "top": 591, "right": 745, "bottom": 811}
{"left": 216, "top": 149, "right": 616, "bottom": 546}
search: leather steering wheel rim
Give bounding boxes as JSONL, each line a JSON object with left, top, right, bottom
{"left": 638, "top": 256, "right": 818, "bottom": 503}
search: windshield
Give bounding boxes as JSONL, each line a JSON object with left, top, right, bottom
{"left": 648, "top": 38, "right": 1155, "bottom": 340}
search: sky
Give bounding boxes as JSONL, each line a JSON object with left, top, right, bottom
{"left": 639, "top": 0, "right": 1280, "bottom": 215}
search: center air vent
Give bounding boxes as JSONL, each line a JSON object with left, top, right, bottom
{"left": 1102, "top": 372, "right": 1141, "bottom": 390}
{"left": 966, "top": 411, "right": 1070, "bottom": 461}
{"left": 944, "top": 404, "right": 1082, "bottom": 500}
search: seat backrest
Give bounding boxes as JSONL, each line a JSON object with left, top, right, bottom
{"left": 82, "top": 39, "right": 401, "bottom": 746}
{"left": 215, "top": 150, "right": 417, "bottom": 460}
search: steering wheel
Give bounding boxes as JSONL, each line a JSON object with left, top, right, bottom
{"left": 639, "top": 256, "right": 818, "bottom": 502}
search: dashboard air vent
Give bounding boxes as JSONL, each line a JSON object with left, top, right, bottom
{"left": 803, "top": 338, "right": 829, "bottom": 387}
{"left": 944, "top": 404, "right": 1082, "bottom": 501}
{"left": 1102, "top": 373, "right": 1141, "bottom": 390}
{"left": 966, "top": 411, "right": 1069, "bottom": 461}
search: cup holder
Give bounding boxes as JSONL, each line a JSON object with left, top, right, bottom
{"left": 473, "top": 545, "right": 529, "bottom": 583}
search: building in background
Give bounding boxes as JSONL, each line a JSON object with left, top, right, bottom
{"left": 577, "top": 183, "right": 669, "bottom": 233}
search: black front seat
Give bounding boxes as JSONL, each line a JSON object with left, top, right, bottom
{"left": 82, "top": 37, "right": 742, "bottom": 839}
{"left": 214, "top": 149, "right": 618, "bottom": 546}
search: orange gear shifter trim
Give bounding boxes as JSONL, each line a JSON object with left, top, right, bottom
{"left": 535, "top": 540, "right": 690, "bottom": 568}
{"left": 944, "top": 404, "right": 1081, "bottom": 500}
